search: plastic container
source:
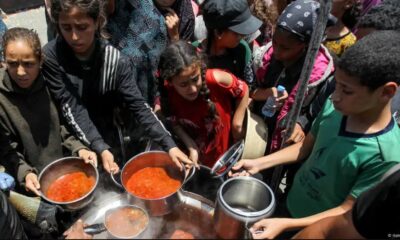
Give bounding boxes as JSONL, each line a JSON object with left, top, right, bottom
{"left": 261, "top": 85, "right": 286, "bottom": 118}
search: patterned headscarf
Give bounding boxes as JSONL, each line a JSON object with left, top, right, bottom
{"left": 277, "top": 0, "right": 336, "bottom": 42}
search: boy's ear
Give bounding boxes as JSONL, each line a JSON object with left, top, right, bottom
{"left": 380, "top": 82, "right": 398, "bottom": 102}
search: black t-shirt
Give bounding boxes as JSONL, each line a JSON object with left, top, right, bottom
{"left": 352, "top": 164, "right": 400, "bottom": 239}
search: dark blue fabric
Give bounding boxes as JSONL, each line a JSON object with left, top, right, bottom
{"left": 107, "top": 0, "right": 168, "bottom": 105}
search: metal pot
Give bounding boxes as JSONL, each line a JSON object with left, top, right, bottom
{"left": 84, "top": 204, "right": 149, "bottom": 239}
{"left": 182, "top": 165, "right": 223, "bottom": 202}
{"left": 111, "top": 151, "right": 195, "bottom": 216}
{"left": 38, "top": 157, "right": 99, "bottom": 211}
{"left": 214, "top": 176, "right": 275, "bottom": 239}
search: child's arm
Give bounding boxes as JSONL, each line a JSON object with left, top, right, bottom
{"left": 250, "top": 87, "right": 275, "bottom": 101}
{"left": 230, "top": 132, "right": 315, "bottom": 177}
{"left": 251, "top": 196, "right": 356, "bottom": 239}
{"left": 232, "top": 86, "right": 249, "bottom": 141}
{"left": 172, "top": 125, "right": 199, "bottom": 166}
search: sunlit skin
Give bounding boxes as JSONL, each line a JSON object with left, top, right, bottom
{"left": 272, "top": 28, "right": 306, "bottom": 67}
{"left": 5, "top": 40, "right": 41, "bottom": 89}
{"left": 58, "top": 6, "right": 98, "bottom": 58}
{"left": 169, "top": 64, "right": 202, "bottom": 101}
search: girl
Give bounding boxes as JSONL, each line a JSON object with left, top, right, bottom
{"left": 324, "top": 0, "right": 361, "bottom": 57}
{"left": 153, "top": 0, "right": 195, "bottom": 41}
{"left": 158, "top": 41, "right": 249, "bottom": 167}
{"left": 42, "top": 0, "right": 191, "bottom": 172}
{"left": 198, "top": 0, "right": 262, "bottom": 89}
{"left": 0, "top": 27, "right": 96, "bottom": 196}
{"left": 253, "top": 0, "right": 335, "bottom": 153}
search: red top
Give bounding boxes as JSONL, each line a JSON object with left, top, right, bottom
{"left": 166, "top": 69, "right": 248, "bottom": 167}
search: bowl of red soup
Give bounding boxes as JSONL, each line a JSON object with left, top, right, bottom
{"left": 115, "top": 151, "right": 194, "bottom": 216}
{"left": 39, "top": 157, "right": 98, "bottom": 211}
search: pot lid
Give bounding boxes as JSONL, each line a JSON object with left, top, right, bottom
{"left": 211, "top": 140, "right": 245, "bottom": 177}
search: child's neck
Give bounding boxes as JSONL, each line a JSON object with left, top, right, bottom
{"left": 346, "top": 103, "right": 393, "bottom": 134}
{"left": 326, "top": 21, "right": 350, "bottom": 40}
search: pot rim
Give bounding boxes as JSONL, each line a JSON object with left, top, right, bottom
{"left": 120, "top": 151, "right": 185, "bottom": 200}
{"left": 218, "top": 176, "right": 275, "bottom": 218}
{"left": 38, "top": 156, "right": 99, "bottom": 205}
{"left": 104, "top": 204, "right": 149, "bottom": 239}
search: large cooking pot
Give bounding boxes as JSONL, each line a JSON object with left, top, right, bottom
{"left": 38, "top": 157, "right": 99, "bottom": 211}
{"left": 182, "top": 165, "right": 223, "bottom": 202}
{"left": 111, "top": 151, "right": 195, "bottom": 216}
{"left": 214, "top": 176, "right": 275, "bottom": 239}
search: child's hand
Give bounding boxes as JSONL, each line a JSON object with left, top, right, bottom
{"left": 188, "top": 147, "right": 199, "bottom": 167}
{"left": 228, "top": 159, "right": 260, "bottom": 177}
{"left": 78, "top": 149, "right": 98, "bottom": 167}
{"left": 284, "top": 123, "right": 305, "bottom": 144}
{"left": 100, "top": 150, "right": 119, "bottom": 174}
{"left": 25, "top": 173, "right": 41, "bottom": 196}
{"left": 165, "top": 8, "right": 180, "bottom": 42}
{"left": 273, "top": 87, "right": 288, "bottom": 110}
{"left": 169, "top": 147, "right": 198, "bottom": 170}
{"left": 250, "top": 218, "right": 292, "bottom": 239}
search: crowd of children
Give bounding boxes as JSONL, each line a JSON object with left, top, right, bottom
{"left": 0, "top": 0, "right": 399, "bottom": 238}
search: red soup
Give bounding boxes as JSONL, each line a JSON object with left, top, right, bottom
{"left": 126, "top": 167, "right": 181, "bottom": 199}
{"left": 46, "top": 171, "right": 95, "bottom": 202}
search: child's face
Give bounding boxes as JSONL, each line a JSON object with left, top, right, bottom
{"left": 272, "top": 29, "right": 306, "bottom": 65}
{"left": 5, "top": 40, "right": 40, "bottom": 89}
{"left": 58, "top": 6, "right": 98, "bottom": 58}
{"left": 170, "top": 64, "right": 202, "bottom": 101}
{"left": 216, "top": 29, "right": 244, "bottom": 49}
{"left": 331, "top": 68, "right": 382, "bottom": 116}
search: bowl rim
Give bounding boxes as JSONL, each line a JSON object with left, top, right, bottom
{"left": 38, "top": 156, "right": 99, "bottom": 205}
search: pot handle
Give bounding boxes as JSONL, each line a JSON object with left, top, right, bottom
{"left": 182, "top": 166, "right": 196, "bottom": 185}
{"left": 110, "top": 171, "right": 123, "bottom": 189}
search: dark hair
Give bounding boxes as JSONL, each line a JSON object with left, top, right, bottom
{"left": 2, "top": 27, "right": 42, "bottom": 61}
{"left": 338, "top": 30, "right": 400, "bottom": 90}
{"left": 358, "top": 4, "right": 400, "bottom": 31}
{"left": 50, "top": 0, "right": 108, "bottom": 38}
{"left": 252, "top": 0, "right": 278, "bottom": 28}
{"left": 158, "top": 41, "right": 219, "bottom": 122}
{"left": 341, "top": 0, "right": 362, "bottom": 29}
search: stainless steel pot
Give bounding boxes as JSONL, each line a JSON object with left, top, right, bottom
{"left": 38, "top": 157, "right": 99, "bottom": 211}
{"left": 111, "top": 151, "right": 195, "bottom": 216}
{"left": 214, "top": 176, "right": 275, "bottom": 239}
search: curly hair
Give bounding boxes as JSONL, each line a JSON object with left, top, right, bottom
{"left": 2, "top": 27, "right": 42, "bottom": 61}
{"left": 341, "top": 0, "right": 362, "bottom": 29}
{"left": 252, "top": 0, "right": 278, "bottom": 27}
{"left": 358, "top": 3, "right": 400, "bottom": 31}
{"left": 50, "top": 0, "right": 108, "bottom": 39}
{"left": 158, "top": 40, "right": 219, "bottom": 122}
{"left": 338, "top": 31, "right": 400, "bottom": 90}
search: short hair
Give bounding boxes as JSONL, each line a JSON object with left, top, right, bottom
{"left": 358, "top": 3, "right": 400, "bottom": 31}
{"left": 338, "top": 31, "right": 400, "bottom": 90}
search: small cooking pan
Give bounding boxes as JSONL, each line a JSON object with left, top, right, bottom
{"left": 84, "top": 205, "right": 149, "bottom": 239}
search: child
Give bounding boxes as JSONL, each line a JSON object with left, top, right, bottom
{"left": 253, "top": 0, "right": 335, "bottom": 152}
{"left": 199, "top": 0, "right": 262, "bottom": 89}
{"left": 324, "top": 0, "right": 361, "bottom": 57}
{"left": 153, "top": 0, "right": 195, "bottom": 41}
{"left": 43, "top": 0, "right": 192, "bottom": 172}
{"left": 0, "top": 28, "right": 96, "bottom": 196}
{"left": 158, "top": 41, "right": 249, "bottom": 167}
{"left": 232, "top": 30, "right": 400, "bottom": 239}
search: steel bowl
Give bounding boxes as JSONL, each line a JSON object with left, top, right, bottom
{"left": 116, "top": 151, "right": 194, "bottom": 216}
{"left": 38, "top": 157, "right": 99, "bottom": 211}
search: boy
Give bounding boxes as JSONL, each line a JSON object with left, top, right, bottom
{"left": 231, "top": 30, "right": 400, "bottom": 239}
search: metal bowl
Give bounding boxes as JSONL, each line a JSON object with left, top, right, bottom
{"left": 38, "top": 157, "right": 99, "bottom": 211}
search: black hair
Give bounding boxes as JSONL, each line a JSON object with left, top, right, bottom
{"left": 158, "top": 40, "right": 219, "bottom": 124}
{"left": 341, "top": 0, "right": 362, "bottom": 29}
{"left": 2, "top": 27, "right": 42, "bottom": 61}
{"left": 50, "top": 0, "right": 108, "bottom": 38}
{"left": 338, "top": 30, "right": 400, "bottom": 90}
{"left": 358, "top": 4, "right": 400, "bottom": 31}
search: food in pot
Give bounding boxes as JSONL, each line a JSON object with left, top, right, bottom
{"left": 46, "top": 171, "right": 95, "bottom": 202}
{"left": 105, "top": 206, "right": 149, "bottom": 238}
{"left": 126, "top": 167, "right": 181, "bottom": 199}
{"left": 169, "top": 229, "right": 195, "bottom": 239}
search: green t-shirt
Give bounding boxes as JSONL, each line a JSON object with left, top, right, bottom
{"left": 287, "top": 100, "right": 400, "bottom": 218}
